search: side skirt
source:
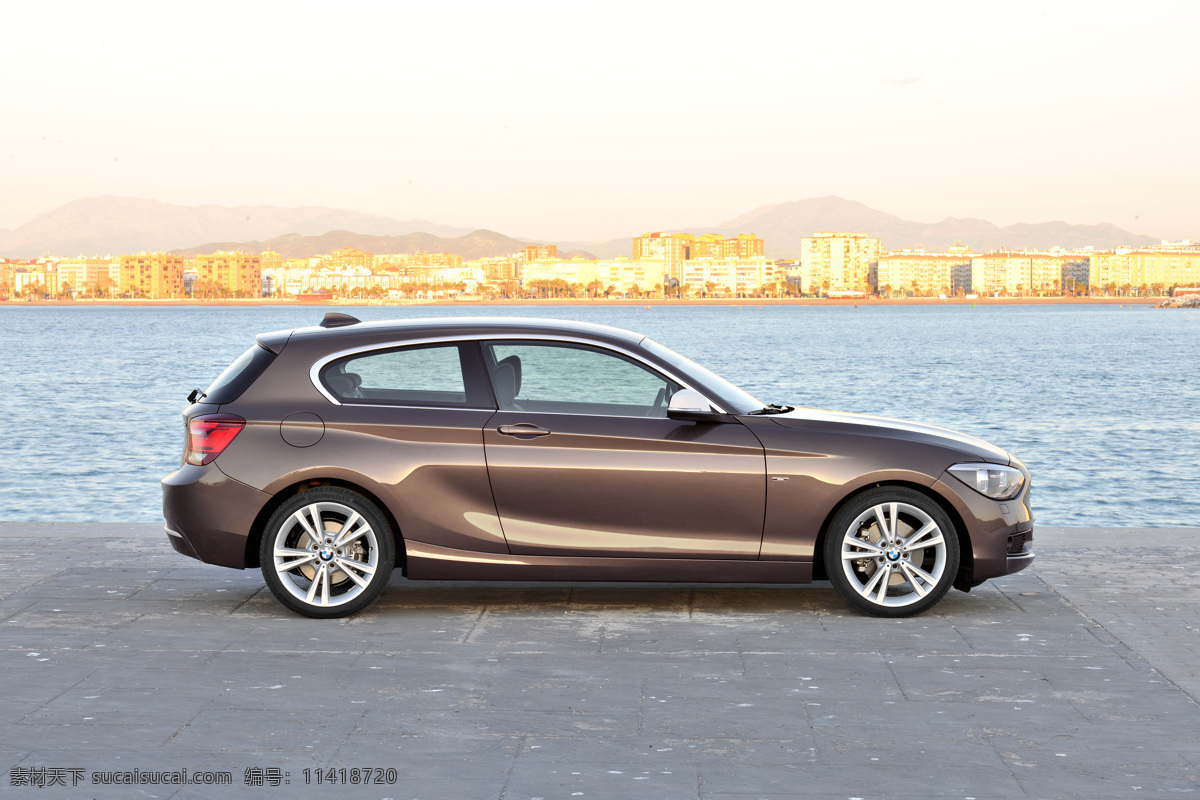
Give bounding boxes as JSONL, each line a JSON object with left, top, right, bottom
{"left": 404, "top": 540, "right": 812, "bottom": 584}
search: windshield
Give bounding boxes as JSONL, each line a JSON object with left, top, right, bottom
{"left": 641, "top": 338, "right": 764, "bottom": 415}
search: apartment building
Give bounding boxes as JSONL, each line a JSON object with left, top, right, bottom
{"left": 260, "top": 250, "right": 283, "bottom": 273}
{"left": 412, "top": 252, "right": 463, "bottom": 269}
{"left": 323, "top": 248, "right": 374, "bottom": 271}
{"left": 682, "top": 257, "right": 776, "bottom": 296}
{"left": 369, "top": 264, "right": 486, "bottom": 291}
{"left": 56, "top": 257, "right": 117, "bottom": 296}
{"left": 523, "top": 258, "right": 664, "bottom": 295}
{"left": 971, "top": 252, "right": 1085, "bottom": 295}
{"left": 473, "top": 256, "right": 522, "bottom": 283}
{"left": 429, "top": 266, "right": 486, "bottom": 292}
{"left": 1089, "top": 248, "right": 1200, "bottom": 291}
{"left": 633, "top": 233, "right": 692, "bottom": 284}
{"left": 635, "top": 232, "right": 765, "bottom": 260}
{"left": 119, "top": 253, "right": 185, "bottom": 298}
{"left": 801, "top": 233, "right": 882, "bottom": 294}
{"left": 721, "top": 233, "right": 765, "bottom": 259}
{"left": 260, "top": 260, "right": 314, "bottom": 296}
{"left": 372, "top": 252, "right": 465, "bottom": 270}
{"left": 690, "top": 234, "right": 725, "bottom": 259}
{"left": 303, "top": 268, "right": 374, "bottom": 293}
{"left": 876, "top": 251, "right": 973, "bottom": 296}
{"left": 13, "top": 266, "right": 57, "bottom": 296}
{"left": 524, "top": 244, "right": 557, "bottom": 261}
{"left": 194, "top": 252, "right": 262, "bottom": 297}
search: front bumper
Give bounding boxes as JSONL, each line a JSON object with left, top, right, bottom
{"left": 1002, "top": 524, "right": 1035, "bottom": 575}
{"left": 161, "top": 462, "right": 271, "bottom": 569}
{"left": 933, "top": 472, "right": 1035, "bottom": 587}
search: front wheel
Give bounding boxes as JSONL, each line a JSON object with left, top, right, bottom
{"left": 823, "top": 487, "right": 960, "bottom": 617}
{"left": 260, "top": 488, "right": 395, "bottom": 618}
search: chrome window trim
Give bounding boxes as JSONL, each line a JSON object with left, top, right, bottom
{"left": 308, "top": 333, "right": 728, "bottom": 414}
{"left": 314, "top": 402, "right": 489, "bottom": 413}
{"left": 486, "top": 408, "right": 698, "bottom": 422}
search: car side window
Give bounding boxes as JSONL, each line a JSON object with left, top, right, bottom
{"left": 483, "top": 341, "right": 680, "bottom": 417}
{"left": 321, "top": 343, "right": 490, "bottom": 408}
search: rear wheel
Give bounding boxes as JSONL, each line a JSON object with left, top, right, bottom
{"left": 260, "top": 488, "right": 395, "bottom": 618}
{"left": 824, "top": 487, "right": 959, "bottom": 617}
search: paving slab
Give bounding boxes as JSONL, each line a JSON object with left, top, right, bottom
{"left": 2, "top": 521, "right": 1200, "bottom": 798}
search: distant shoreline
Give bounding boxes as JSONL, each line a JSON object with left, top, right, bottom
{"left": 0, "top": 296, "right": 1164, "bottom": 308}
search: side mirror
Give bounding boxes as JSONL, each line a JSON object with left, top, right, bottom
{"left": 667, "top": 389, "right": 728, "bottom": 423}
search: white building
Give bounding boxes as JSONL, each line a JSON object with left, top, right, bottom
{"left": 801, "top": 233, "right": 882, "bottom": 294}
{"left": 682, "top": 257, "right": 776, "bottom": 295}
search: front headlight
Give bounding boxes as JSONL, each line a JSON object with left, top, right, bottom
{"left": 948, "top": 462, "right": 1025, "bottom": 500}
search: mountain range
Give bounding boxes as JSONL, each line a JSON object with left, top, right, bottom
{"left": 0, "top": 195, "right": 1162, "bottom": 260}
{"left": 568, "top": 197, "right": 1160, "bottom": 258}
{"left": 172, "top": 229, "right": 545, "bottom": 262}
{"left": 0, "top": 197, "right": 473, "bottom": 259}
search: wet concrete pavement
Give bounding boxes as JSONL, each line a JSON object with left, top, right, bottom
{"left": 2, "top": 522, "right": 1199, "bottom": 799}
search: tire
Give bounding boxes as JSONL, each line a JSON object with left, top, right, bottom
{"left": 823, "top": 487, "right": 960, "bottom": 618}
{"left": 259, "top": 487, "right": 396, "bottom": 618}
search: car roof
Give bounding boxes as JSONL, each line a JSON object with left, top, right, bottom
{"left": 260, "top": 316, "right": 647, "bottom": 351}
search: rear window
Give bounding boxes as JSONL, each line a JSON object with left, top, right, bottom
{"left": 320, "top": 342, "right": 491, "bottom": 408}
{"left": 202, "top": 345, "right": 277, "bottom": 405}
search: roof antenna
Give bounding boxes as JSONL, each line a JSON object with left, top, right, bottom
{"left": 319, "top": 312, "right": 362, "bottom": 328}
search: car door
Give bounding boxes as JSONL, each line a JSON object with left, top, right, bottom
{"left": 313, "top": 340, "right": 508, "bottom": 555}
{"left": 480, "top": 339, "right": 766, "bottom": 559}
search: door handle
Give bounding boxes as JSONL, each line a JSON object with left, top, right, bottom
{"left": 497, "top": 424, "right": 551, "bottom": 438}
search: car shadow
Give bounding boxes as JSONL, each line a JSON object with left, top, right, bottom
{"left": 370, "top": 577, "right": 842, "bottom": 614}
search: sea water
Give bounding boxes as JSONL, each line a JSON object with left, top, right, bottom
{"left": 2, "top": 303, "right": 1196, "bottom": 527}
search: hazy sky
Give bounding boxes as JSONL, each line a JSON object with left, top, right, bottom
{"left": 3, "top": 0, "right": 1197, "bottom": 241}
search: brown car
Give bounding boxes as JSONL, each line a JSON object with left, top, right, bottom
{"left": 162, "top": 314, "right": 1033, "bottom": 618}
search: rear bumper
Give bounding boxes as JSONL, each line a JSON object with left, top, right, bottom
{"left": 163, "top": 524, "right": 201, "bottom": 559}
{"left": 161, "top": 463, "right": 270, "bottom": 569}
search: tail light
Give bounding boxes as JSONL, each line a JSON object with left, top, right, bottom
{"left": 185, "top": 414, "right": 246, "bottom": 465}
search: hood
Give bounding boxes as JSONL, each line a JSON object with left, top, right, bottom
{"left": 767, "top": 407, "right": 1011, "bottom": 464}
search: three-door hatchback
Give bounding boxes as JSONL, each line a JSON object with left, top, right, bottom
{"left": 162, "top": 314, "right": 1033, "bottom": 618}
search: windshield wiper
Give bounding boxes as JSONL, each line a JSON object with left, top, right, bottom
{"left": 748, "top": 403, "right": 793, "bottom": 415}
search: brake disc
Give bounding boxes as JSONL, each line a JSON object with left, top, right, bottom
{"left": 855, "top": 519, "right": 916, "bottom": 588}
{"left": 296, "top": 519, "right": 366, "bottom": 587}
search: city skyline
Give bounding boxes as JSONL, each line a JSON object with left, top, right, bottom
{"left": 2, "top": 3, "right": 1197, "bottom": 241}
{"left": 7, "top": 229, "right": 1198, "bottom": 302}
